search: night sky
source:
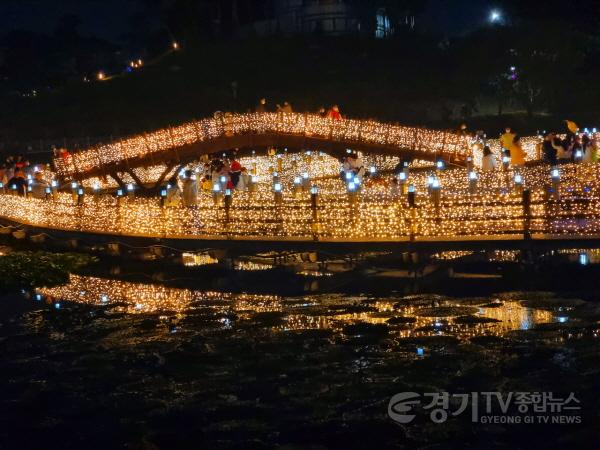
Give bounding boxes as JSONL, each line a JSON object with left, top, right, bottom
{"left": 0, "top": 0, "right": 502, "bottom": 42}
{"left": 0, "top": 0, "right": 156, "bottom": 41}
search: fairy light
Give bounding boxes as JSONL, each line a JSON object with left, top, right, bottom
{"left": 3, "top": 158, "right": 600, "bottom": 241}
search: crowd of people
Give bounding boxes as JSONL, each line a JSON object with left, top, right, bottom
{"left": 163, "top": 152, "right": 252, "bottom": 207}
{"left": 256, "top": 98, "right": 342, "bottom": 119}
{"left": 462, "top": 122, "right": 598, "bottom": 172}
{"left": 0, "top": 154, "right": 51, "bottom": 199}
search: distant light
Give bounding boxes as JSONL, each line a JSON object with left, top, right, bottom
{"left": 213, "top": 183, "right": 221, "bottom": 192}
{"left": 514, "top": 174, "right": 523, "bottom": 184}
{"left": 469, "top": 171, "right": 477, "bottom": 181}
{"left": 302, "top": 172, "right": 309, "bottom": 179}
{"left": 348, "top": 182, "right": 356, "bottom": 191}
{"left": 399, "top": 172, "right": 406, "bottom": 181}
{"left": 225, "top": 188, "right": 232, "bottom": 196}
{"left": 35, "top": 294, "right": 42, "bottom": 301}
{"left": 557, "top": 316, "right": 569, "bottom": 323}
{"left": 71, "top": 182, "right": 78, "bottom": 189}
{"left": 510, "top": 66, "right": 516, "bottom": 72}
{"left": 310, "top": 186, "right": 318, "bottom": 195}
{"left": 417, "top": 347, "right": 424, "bottom": 356}
{"left": 220, "top": 176, "right": 227, "bottom": 184}
{"left": 490, "top": 9, "right": 501, "bottom": 23}
{"left": 551, "top": 168, "right": 560, "bottom": 179}
{"left": 97, "top": 71, "right": 105, "bottom": 80}
{"left": 294, "top": 176, "right": 301, "bottom": 184}
{"left": 54, "top": 303, "right": 61, "bottom": 309}
{"left": 273, "top": 183, "right": 282, "bottom": 192}
{"left": 369, "top": 166, "right": 376, "bottom": 174}
{"left": 408, "top": 184, "right": 415, "bottom": 193}
{"left": 172, "top": 42, "right": 179, "bottom": 50}
{"left": 579, "top": 253, "right": 589, "bottom": 265}
{"left": 436, "top": 160, "right": 445, "bottom": 169}
{"left": 345, "top": 172, "right": 353, "bottom": 181}
{"left": 127, "top": 183, "right": 134, "bottom": 191}
{"left": 432, "top": 178, "right": 441, "bottom": 189}
{"left": 101, "top": 294, "right": 109, "bottom": 302}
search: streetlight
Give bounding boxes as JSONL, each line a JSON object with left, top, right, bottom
{"left": 489, "top": 9, "right": 502, "bottom": 23}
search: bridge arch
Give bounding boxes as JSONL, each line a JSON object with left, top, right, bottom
{"left": 53, "top": 112, "right": 471, "bottom": 182}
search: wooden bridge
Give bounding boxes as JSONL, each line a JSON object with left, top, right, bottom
{"left": 53, "top": 113, "right": 471, "bottom": 182}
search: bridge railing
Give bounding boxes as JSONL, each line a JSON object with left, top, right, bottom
{"left": 53, "top": 113, "right": 471, "bottom": 180}
{"left": 3, "top": 164, "right": 600, "bottom": 241}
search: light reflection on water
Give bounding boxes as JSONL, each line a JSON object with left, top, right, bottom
{"left": 36, "top": 274, "right": 556, "bottom": 340}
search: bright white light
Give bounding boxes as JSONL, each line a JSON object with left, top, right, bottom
{"left": 490, "top": 9, "right": 501, "bottom": 22}
{"left": 310, "top": 186, "right": 318, "bottom": 195}
{"left": 514, "top": 174, "right": 523, "bottom": 184}
{"left": 469, "top": 171, "right": 477, "bottom": 181}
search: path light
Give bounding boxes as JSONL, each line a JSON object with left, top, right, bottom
{"left": 302, "top": 172, "right": 310, "bottom": 190}
{"left": 579, "top": 253, "right": 589, "bottom": 266}
{"left": 575, "top": 149, "right": 583, "bottom": 162}
{"left": 468, "top": 170, "right": 477, "bottom": 194}
{"left": 369, "top": 166, "right": 377, "bottom": 175}
{"left": 212, "top": 183, "right": 222, "bottom": 205}
{"left": 407, "top": 184, "right": 416, "bottom": 207}
{"left": 273, "top": 183, "right": 283, "bottom": 205}
{"left": 45, "top": 187, "right": 51, "bottom": 199}
{"left": 160, "top": 188, "right": 167, "bottom": 207}
{"left": 436, "top": 160, "right": 445, "bottom": 170}
{"left": 248, "top": 175, "right": 257, "bottom": 193}
{"left": 514, "top": 173, "right": 523, "bottom": 194}
{"left": 293, "top": 176, "right": 302, "bottom": 196}
{"left": 127, "top": 183, "right": 135, "bottom": 198}
{"left": 502, "top": 155, "right": 510, "bottom": 170}
{"left": 101, "top": 294, "right": 109, "bottom": 303}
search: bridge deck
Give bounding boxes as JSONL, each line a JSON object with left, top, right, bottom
{"left": 53, "top": 113, "right": 471, "bottom": 181}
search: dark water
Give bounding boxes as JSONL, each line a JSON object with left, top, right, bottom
{"left": 2, "top": 261, "right": 600, "bottom": 449}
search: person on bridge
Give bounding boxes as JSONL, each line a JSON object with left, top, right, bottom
{"left": 165, "top": 176, "right": 181, "bottom": 207}
{"left": 277, "top": 101, "right": 293, "bottom": 113}
{"left": 326, "top": 105, "right": 342, "bottom": 120}
{"left": 7, "top": 170, "right": 27, "bottom": 196}
{"left": 481, "top": 146, "right": 497, "bottom": 171}
{"left": 542, "top": 132, "right": 560, "bottom": 165}
{"left": 510, "top": 135, "right": 526, "bottom": 166}
{"left": 229, "top": 157, "right": 242, "bottom": 187}
{"left": 256, "top": 98, "right": 268, "bottom": 113}
{"left": 29, "top": 171, "right": 49, "bottom": 199}
{"left": 500, "top": 127, "right": 516, "bottom": 151}
{"left": 181, "top": 170, "right": 198, "bottom": 207}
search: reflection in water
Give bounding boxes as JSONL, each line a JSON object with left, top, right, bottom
{"left": 37, "top": 274, "right": 555, "bottom": 340}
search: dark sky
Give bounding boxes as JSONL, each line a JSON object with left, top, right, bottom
{"left": 0, "top": 0, "right": 502, "bottom": 42}
{"left": 0, "top": 0, "right": 156, "bottom": 41}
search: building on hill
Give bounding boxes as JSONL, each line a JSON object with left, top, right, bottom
{"left": 240, "top": 1, "right": 394, "bottom": 38}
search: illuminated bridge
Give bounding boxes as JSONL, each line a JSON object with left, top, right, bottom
{"left": 53, "top": 112, "right": 471, "bottom": 184}
{"left": 3, "top": 161, "right": 600, "bottom": 251}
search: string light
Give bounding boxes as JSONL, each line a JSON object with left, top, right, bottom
{"left": 3, "top": 160, "right": 600, "bottom": 240}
